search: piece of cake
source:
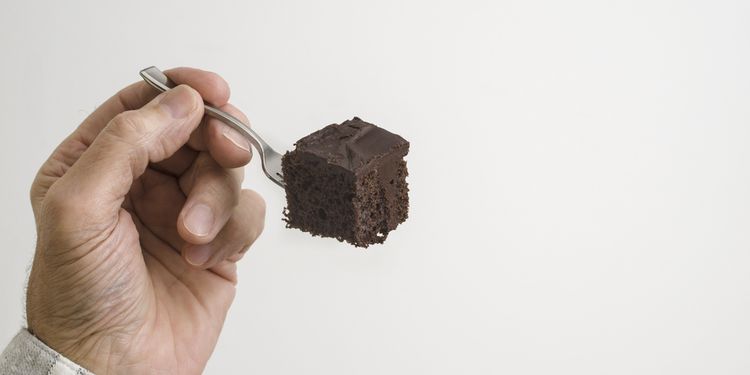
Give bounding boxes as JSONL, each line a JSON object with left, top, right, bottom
{"left": 282, "top": 117, "right": 409, "bottom": 247}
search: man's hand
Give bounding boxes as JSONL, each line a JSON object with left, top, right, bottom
{"left": 25, "top": 68, "right": 265, "bottom": 374}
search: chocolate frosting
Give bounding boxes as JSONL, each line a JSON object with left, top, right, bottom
{"left": 294, "top": 117, "right": 409, "bottom": 172}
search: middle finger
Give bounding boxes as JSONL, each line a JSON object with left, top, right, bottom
{"left": 177, "top": 152, "right": 244, "bottom": 244}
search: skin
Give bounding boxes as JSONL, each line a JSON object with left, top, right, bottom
{"left": 25, "top": 67, "right": 265, "bottom": 374}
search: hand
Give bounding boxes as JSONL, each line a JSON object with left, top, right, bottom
{"left": 25, "top": 68, "right": 266, "bottom": 374}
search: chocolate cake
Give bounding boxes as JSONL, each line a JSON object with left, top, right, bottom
{"left": 282, "top": 117, "right": 409, "bottom": 247}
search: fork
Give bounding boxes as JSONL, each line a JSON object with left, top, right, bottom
{"left": 139, "top": 66, "right": 285, "bottom": 188}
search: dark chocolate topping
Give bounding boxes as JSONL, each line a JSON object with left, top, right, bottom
{"left": 294, "top": 117, "right": 408, "bottom": 172}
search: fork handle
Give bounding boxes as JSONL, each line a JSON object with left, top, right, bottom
{"left": 139, "top": 66, "right": 271, "bottom": 156}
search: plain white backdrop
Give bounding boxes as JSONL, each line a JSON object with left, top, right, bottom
{"left": 2, "top": 0, "right": 750, "bottom": 373}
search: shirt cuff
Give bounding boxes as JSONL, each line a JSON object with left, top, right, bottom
{"left": 0, "top": 329, "right": 93, "bottom": 375}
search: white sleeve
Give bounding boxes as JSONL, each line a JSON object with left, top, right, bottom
{"left": 0, "top": 329, "right": 93, "bottom": 375}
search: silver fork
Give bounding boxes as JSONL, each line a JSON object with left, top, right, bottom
{"left": 139, "top": 66, "right": 285, "bottom": 188}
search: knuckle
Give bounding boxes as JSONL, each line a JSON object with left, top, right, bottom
{"left": 105, "top": 111, "right": 153, "bottom": 155}
{"left": 37, "top": 185, "right": 94, "bottom": 237}
{"left": 232, "top": 167, "right": 245, "bottom": 184}
{"left": 235, "top": 222, "right": 260, "bottom": 251}
{"left": 109, "top": 110, "right": 146, "bottom": 139}
{"left": 30, "top": 175, "right": 45, "bottom": 203}
{"left": 178, "top": 84, "right": 202, "bottom": 105}
{"left": 195, "top": 155, "right": 240, "bottom": 195}
{"left": 227, "top": 252, "right": 245, "bottom": 263}
{"left": 42, "top": 183, "right": 79, "bottom": 216}
{"left": 206, "top": 72, "right": 229, "bottom": 98}
{"left": 244, "top": 192, "right": 266, "bottom": 240}
{"left": 203, "top": 174, "right": 240, "bottom": 208}
{"left": 222, "top": 167, "right": 242, "bottom": 192}
{"left": 226, "top": 104, "right": 249, "bottom": 124}
{"left": 232, "top": 235, "right": 255, "bottom": 261}
{"left": 249, "top": 190, "right": 267, "bottom": 221}
{"left": 195, "top": 152, "right": 226, "bottom": 178}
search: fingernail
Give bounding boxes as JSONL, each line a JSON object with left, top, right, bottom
{"left": 159, "top": 85, "right": 195, "bottom": 119}
{"left": 184, "top": 203, "right": 214, "bottom": 237}
{"left": 222, "top": 126, "right": 251, "bottom": 152}
{"left": 185, "top": 245, "right": 212, "bottom": 266}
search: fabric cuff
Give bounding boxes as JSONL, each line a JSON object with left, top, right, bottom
{"left": 0, "top": 329, "right": 93, "bottom": 375}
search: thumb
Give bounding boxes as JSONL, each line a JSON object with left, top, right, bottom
{"left": 43, "top": 85, "right": 203, "bottom": 234}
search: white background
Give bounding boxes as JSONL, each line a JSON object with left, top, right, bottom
{"left": 1, "top": 0, "right": 750, "bottom": 374}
